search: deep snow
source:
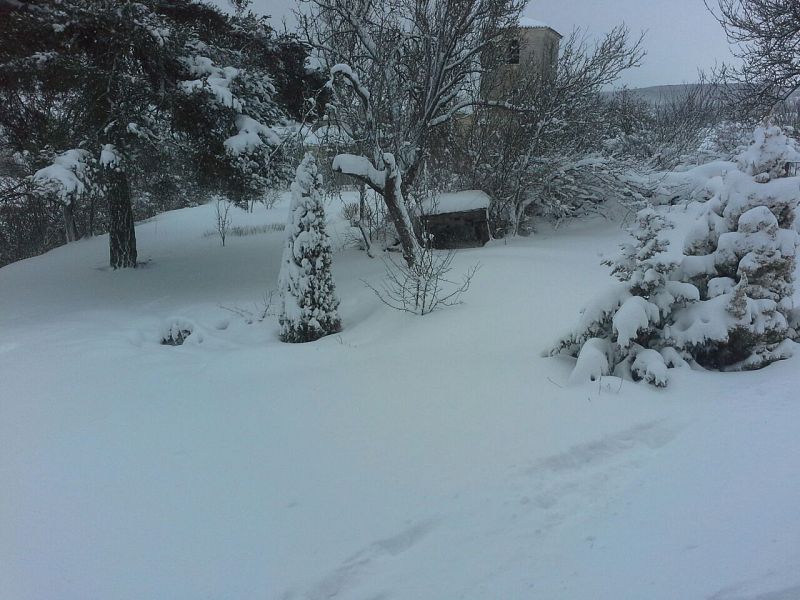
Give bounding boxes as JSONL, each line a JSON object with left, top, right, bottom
{"left": 1, "top": 195, "right": 799, "bottom": 600}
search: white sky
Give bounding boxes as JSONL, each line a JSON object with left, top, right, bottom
{"left": 222, "top": 0, "right": 735, "bottom": 88}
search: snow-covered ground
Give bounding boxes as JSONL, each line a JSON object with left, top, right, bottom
{"left": 2, "top": 196, "right": 800, "bottom": 600}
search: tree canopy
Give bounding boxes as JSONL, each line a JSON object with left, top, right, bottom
{"left": 0, "top": 0, "right": 324, "bottom": 267}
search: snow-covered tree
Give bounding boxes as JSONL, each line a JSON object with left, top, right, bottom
{"left": 735, "top": 123, "right": 800, "bottom": 181}
{"left": 675, "top": 125, "right": 799, "bottom": 368}
{"left": 31, "top": 149, "right": 95, "bottom": 243}
{"left": 99, "top": 145, "right": 139, "bottom": 269}
{"left": 708, "top": 0, "right": 800, "bottom": 113}
{"left": 453, "top": 26, "right": 647, "bottom": 234}
{"left": 551, "top": 124, "right": 800, "bottom": 386}
{"left": 299, "top": 0, "right": 525, "bottom": 265}
{"left": 551, "top": 209, "right": 697, "bottom": 387}
{"left": 1, "top": 0, "right": 320, "bottom": 268}
{"left": 278, "top": 153, "right": 341, "bottom": 343}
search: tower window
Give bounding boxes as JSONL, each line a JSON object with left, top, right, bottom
{"left": 507, "top": 38, "right": 520, "bottom": 64}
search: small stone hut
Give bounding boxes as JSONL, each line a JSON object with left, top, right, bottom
{"left": 419, "top": 190, "right": 491, "bottom": 249}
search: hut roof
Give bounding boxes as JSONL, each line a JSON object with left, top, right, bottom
{"left": 422, "top": 190, "right": 491, "bottom": 216}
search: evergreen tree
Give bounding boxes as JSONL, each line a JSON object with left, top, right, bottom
{"left": 551, "top": 208, "right": 697, "bottom": 387}
{"left": 0, "top": 0, "right": 323, "bottom": 268}
{"left": 676, "top": 125, "right": 799, "bottom": 368}
{"left": 30, "top": 148, "right": 96, "bottom": 243}
{"left": 278, "top": 153, "right": 341, "bottom": 343}
{"left": 552, "top": 124, "right": 800, "bottom": 385}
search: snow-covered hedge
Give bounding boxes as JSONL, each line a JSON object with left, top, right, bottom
{"left": 551, "top": 125, "right": 800, "bottom": 386}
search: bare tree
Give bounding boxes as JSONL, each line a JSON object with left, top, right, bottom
{"left": 706, "top": 0, "right": 800, "bottom": 114}
{"left": 298, "top": 0, "right": 525, "bottom": 266}
{"left": 607, "top": 84, "right": 724, "bottom": 170}
{"left": 366, "top": 248, "right": 479, "bottom": 315}
{"left": 215, "top": 197, "right": 232, "bottom": 247}
{"left": 453, "top": 26, "right": 646, "bottom": 234}
{"left": 228, "top": 0, "right": 252, "bottom": 15}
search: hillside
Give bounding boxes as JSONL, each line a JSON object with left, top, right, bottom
{"left": 605, "top": 83, "right": 800, "bottom": 105}
{"left": 2, "top": 197, "right": 800, "bottom": 600}
{"left": 615, "top": 84, "right": 712, "bottom": 104}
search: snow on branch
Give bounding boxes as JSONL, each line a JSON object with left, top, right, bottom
{"left": 331, "top": 63, "right": 369, "bottom": 100}
{"left": 180, "top": 54, "right": 281, "bottom": 158}
{"left": 100, "top": 144, "right": 121, "bottom": 168}
{"left": 332, "top": 154, "right": 385, "bottom": 190}
{"left": 32, "top": 149, "right": 92, "bottom": 205}
{"left": 180, "top": 55, "right": 243, "bottom": 111}
{"left": 224, "top": 115, "right": 281, "bottom": 156}
{"left": 330, "top": 64, "right": 370, "bottom": 101}
{"left": 428, "top": 99, "right": 538, "bottom": 127}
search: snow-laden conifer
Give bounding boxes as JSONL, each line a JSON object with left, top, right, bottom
{"left": 672, "top": 127, "right": 799, "bottom": 369}
{"left": 552, "top": 208, "right": 695, "bottom": 387}
{"left": 278, "top": 153, "right": 341, "bottom": 343}
{"left": 32, "top": 149, "right": 95, "bottom": 243}
{"left": 736, "top": 124, "right": 800, "bottom": 182}
{"left": 552, "top": 124, "right": 800, "bottom": 386}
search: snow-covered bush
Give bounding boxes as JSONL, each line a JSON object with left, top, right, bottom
{"left": 604, "top": 84, "right": 722, "bottom": 171}
{"left": 32, "top": 148, "right": 96, "bottom": 243}
{"left": 697, "top": 121, "right": 752, "bottom": 163}
{"left": 341, "top": 200, "right": 361, "bottom": 226}
{"left": 736, "top": 124, "right": 800, "bottom": 182}
{"left": 512, "top": 154, "right": 652, "bottom": 230}
{"left": 676, "top": 128, "right": 799, "bottom": 368}
{"left": 551, "top": 208, "right": 694, "bottom": 387}
{"left": 552, "top": 125, "right": 800, "bottom": 385}
{"left": 160, "top": 318, "right": 200, "bottom": 346}
{"left": 32, "top": 149, "right": 93, "bottom": 206}
{"left": 278, "top": 153, "right": 341, "bottom": 343}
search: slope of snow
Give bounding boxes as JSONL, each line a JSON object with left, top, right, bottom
{"left": 1, "top": 197, "right": 800, "bottom": 600}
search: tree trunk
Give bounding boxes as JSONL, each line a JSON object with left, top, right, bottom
{"left": 106, "top": 165, "right": 137, "bottom": 269}
{"left": 356, "top": 184, "right": 374, "bottom": 257}
{"left": 62, "top": 202, "right": 79, "bottom": 243}
{"left": 383, "top": 167, "right": 421, "bottom": 267}
{"left": 334, "top": 152, "right": 421, "bottom": 266}
{"left": 88, "top": 191, "right": 96, "bottom": 236}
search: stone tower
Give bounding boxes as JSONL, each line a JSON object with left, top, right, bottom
{"left": 482, "top": 17, "right": 562, "bottom": 101}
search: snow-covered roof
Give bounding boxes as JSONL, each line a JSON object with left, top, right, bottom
{"left": 422, "top": 190, "right": 491, "bottom": 215}
{"left": 517, "top": 16, "right": 561, "bottom": 37}
{"left": 518, "top": 17, "right": 549, "bottom": 29}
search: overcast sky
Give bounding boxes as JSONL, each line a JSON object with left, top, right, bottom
{"left": 226, "top": 0, "right": 736, "bottom": 88}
